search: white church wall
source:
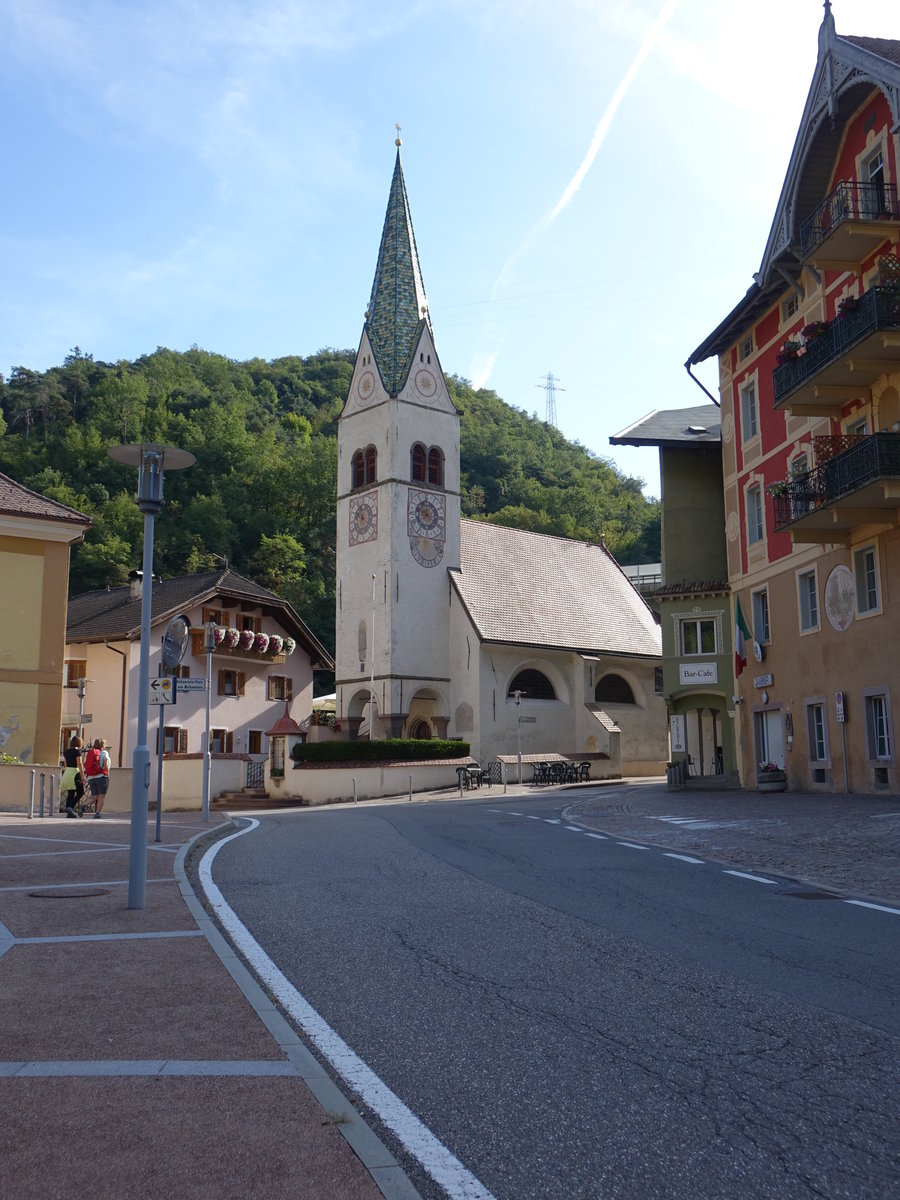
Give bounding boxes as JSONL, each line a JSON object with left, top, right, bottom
{"left": 448, "top": 590, "right": 482, "bottom": 758}
{"left": 582, "top": 655, "right": 668, "bottom": 775}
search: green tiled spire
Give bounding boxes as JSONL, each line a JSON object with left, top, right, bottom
{"left": 366, "top": 149, "right": 430, "bottom": 395}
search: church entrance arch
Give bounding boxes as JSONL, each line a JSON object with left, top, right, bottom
{"left": 406, "top": 686, "right": 449, "bottom": 739}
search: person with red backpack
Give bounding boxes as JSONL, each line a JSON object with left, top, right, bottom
{"left": 84, "top": 738, "right": 111, "bottom": 818}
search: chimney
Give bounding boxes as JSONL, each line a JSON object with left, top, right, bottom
{"left": 129, "top": 570, "right": 143, "bottom": 600}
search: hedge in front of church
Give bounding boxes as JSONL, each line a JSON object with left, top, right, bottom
{"left": 291, "top": 739, "right": 470, "bottom": 764}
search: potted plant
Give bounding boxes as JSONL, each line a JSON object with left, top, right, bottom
{"left": 224, "top": 627, "right": 240, "bottom": 649}
{"left": 776, "top": 340, "right": 802, "bottom": 365}
{"left": 757, "top": 761, "right": 787, "bottom": 792}
{"left": 268, "top": 634, "right": 284, "bottom": 656}
{"left": 801, "top": 319, "right": 828, "bottom": 341}
{"left": 283, "top": 637, "right": 296, "bottom": 656}
{"left": 766, "top": 479, "right": 790, "bottom": 497}
{"left": 254, "top": 632, "right": 270, "bottom": 654}
{"left": 837, "top": 295, "right": 858, "bottom": 317}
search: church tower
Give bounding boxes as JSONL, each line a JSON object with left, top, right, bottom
{"left": 335, "top": 141, "right": 460, "bottom": 739}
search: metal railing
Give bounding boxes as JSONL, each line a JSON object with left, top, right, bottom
{"left": 772, "top": 432, "right": 900, "bottom": 529}
{"left": 773, "top": 286, "right": 900, "bottom": 405}
{"left": 799, "top": 179, "right": 899, "bottom": 260}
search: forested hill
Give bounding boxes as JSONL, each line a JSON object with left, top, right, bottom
{"left": 0, "top": 347, "right": 660, "bottom": 655}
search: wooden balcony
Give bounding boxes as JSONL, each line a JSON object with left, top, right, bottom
{"left": 799, "top": 180, "right": 899, "bottom": 269}
{"left": 772, "top": 287, "right": 900, "bottom": 413}
{"left": 771, "top": 433, "right": 900, "bottom": 543}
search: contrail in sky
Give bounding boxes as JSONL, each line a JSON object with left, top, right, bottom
{"left": 492, "top": 0, "right": 682, "bottom": 297}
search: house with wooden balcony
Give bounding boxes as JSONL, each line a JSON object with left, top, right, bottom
{"left": 685, "top": 5, "right": 900, "bottom": 795}
{"left": 64, "top": 568, "right": 332, "bottom": 809}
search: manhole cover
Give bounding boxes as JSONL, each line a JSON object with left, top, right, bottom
{"left": 784, "top": 890, "right": 838, "bottom": 901}
{"left": 29, "top": 889, "right": 110, "bottom": 899}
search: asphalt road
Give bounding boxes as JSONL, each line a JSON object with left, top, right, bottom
{"left": 210, "top": 792, "right": 900, "bottom": 1200}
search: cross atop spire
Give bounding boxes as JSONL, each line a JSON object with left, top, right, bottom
{"left": 365, "top": 148, "right": 430, "bottom": 395}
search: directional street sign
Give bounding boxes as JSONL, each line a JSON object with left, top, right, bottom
{"left": 175, "top": 677, "right": 207, "bottom": 694}
{"left": 148, "top": 677, "right": 174, "bottom": 705}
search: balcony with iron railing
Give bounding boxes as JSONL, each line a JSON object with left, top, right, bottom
{"left": 772, "top": 286, "right": 900, "bottom": 411}
{"left": 799, "top": 179, "right": 899, "bottom": 266}
{"left": 771, "top": 433, "right": 900, "bottom": 541}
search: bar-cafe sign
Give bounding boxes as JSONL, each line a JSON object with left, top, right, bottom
{"left": 679, "top": 662, "right": 718, "bottom": 685}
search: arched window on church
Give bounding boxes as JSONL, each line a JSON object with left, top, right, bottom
{"left": 411, "top": 443, "right": 427, "bottom": 482}
{"left": 353, "top": 446, "right": 377, "bottom": 489}
{"left": 595, "top": 674, "right": 635, "bottom": 704}
{"left": 427, "top": 447, "right": 444, "bottom": 487}
{"left": 508, "top": 669, "right": 556, "bottom": 701}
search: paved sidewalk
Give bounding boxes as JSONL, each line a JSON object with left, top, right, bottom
{"left": 0, "top": 811, "right": 420, "bottom": 1200}
{"left": 2, "top": 779, "right": 897, "bottom": 1198}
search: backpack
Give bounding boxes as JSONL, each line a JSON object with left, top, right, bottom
{"left": 84, "top": 747, "right": 102, "bottom": 776}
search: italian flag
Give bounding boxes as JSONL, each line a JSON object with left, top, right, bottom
{"left": 735, "top": 597, "right": 751, "bottom": 678}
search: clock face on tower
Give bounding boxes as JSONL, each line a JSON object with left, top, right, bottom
{"left": 407, "top": 488, "right": 445, "bottom": 567}
{"left": 349, "top": 491, "right": 378, "bottom": 545}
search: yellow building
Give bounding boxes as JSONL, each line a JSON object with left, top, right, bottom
{"left": 0, "top": 472, "right": 91, "bottom": 765}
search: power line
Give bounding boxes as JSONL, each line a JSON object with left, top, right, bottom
{"left": 537, "top": 372, "right": 564, "bottom": 428}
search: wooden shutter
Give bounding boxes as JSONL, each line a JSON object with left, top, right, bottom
{"left": 225, "top": 731, "right": 234, "bottom": 753}
{"left": 286, "top": 678, "right": 293, "bottom": 701}
{"left": 218, "top": 670, "right": 226, "bottom": 695}
{"left": 177, "top": 729, "right": 188, "bottom": 754}
{"left": 237, "top": 672, "right": 245, "bottom": 696}
{"left": 267, "top": 677, "right": 275, "bottom": 701}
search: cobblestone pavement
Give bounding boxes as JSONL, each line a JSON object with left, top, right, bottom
{"left": 562, "top": 778, "right": 900, "bottom": 907}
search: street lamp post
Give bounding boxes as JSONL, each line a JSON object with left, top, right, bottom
{"left": 513, "top": 689, "right": 524, "bottom": 783}
{"left": 108, "top": 444, "right": 194, "bottom": 910}
{"left": 201, "top": 621, "right": 216, "bottom": 822}
{"left": 370, "top": 573, "right": 376, "bottom": 741}
{"left": 76, "top": 677, "right": 87, "bottom": 743}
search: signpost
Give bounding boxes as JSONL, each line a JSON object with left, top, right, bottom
{"left": 155, "top": 616, "right": 191, "bottom": 843}
{"left": 174, "top": 676, "right": 207, "bottom": 694}
{"left": 836, "top": 692, "right": 849, "bottom": 793}
{"left": 148, "top": 677, "right": 174, "bottom": 704}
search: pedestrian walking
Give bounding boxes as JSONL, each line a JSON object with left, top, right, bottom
{"left": 83, "top": 737, "right": 111, "bottom": 818}
{"left": 61, "top": 735, "right": 85, "bottom": 817}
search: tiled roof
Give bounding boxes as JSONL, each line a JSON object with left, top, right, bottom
{"left": 66, "top": 568, "right": 333, "bottom": 666}
{"left": 610, "top": 404, "right": 721, "bottom": 448}
{"left": 453, "top": 520, "right": 661, "bottom": 659}
{"left": 366, "top": 150, "right": 430, "bottom": 395}
{"left": 0, "top": 471, "right": 91, "bottom": 526}
{"left": 840, "top": 35, "right": 900, "bottom": 67}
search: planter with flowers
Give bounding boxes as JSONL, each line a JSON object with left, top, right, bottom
{"left": 766, "top": 479, "right": 790, "bottom": 498}
{"left": 206, "top": 625, "right": 295, "bottom": 663}
{"left": 757, "top": 762, "right": 787, "bottom": 792}
{"left": 776, "top": 341, "right": 802, "bottom": 365}
{"left": 801, "top": 319, "right": 829, "bottom": 342}
{"left": 837, "top": 295, "right": 858, "bottom": 318}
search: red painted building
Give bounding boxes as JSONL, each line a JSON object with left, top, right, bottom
{"left": 687, "top": 5, "right": 900, "bottom": 793}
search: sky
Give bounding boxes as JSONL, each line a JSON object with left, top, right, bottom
{"left": 2, "top": 0, "right": 898, "bottom": 498}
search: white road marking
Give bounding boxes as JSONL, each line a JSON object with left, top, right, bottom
{"left": 664, "top": 853, "right": 705, "bottom": 864}
{"left": 584, "top": 833, "right": 608, "bottom": 840}
{"left": 200, "top": 823, "right": 497, "bottom": 1200}
{"left": 616, "top": 842, "right": 649, "bottom": 850}
{"left": 542, "top": 818, "right": 561, "bottom": 824}
{"left": 564, "top": 825, "right": 582, "bottom": 831}
{"left": 845, "top": 899, "right": 900, "bottom": 916}
{"left": 723, "top": 870, "right": 776, "bottom": 884}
